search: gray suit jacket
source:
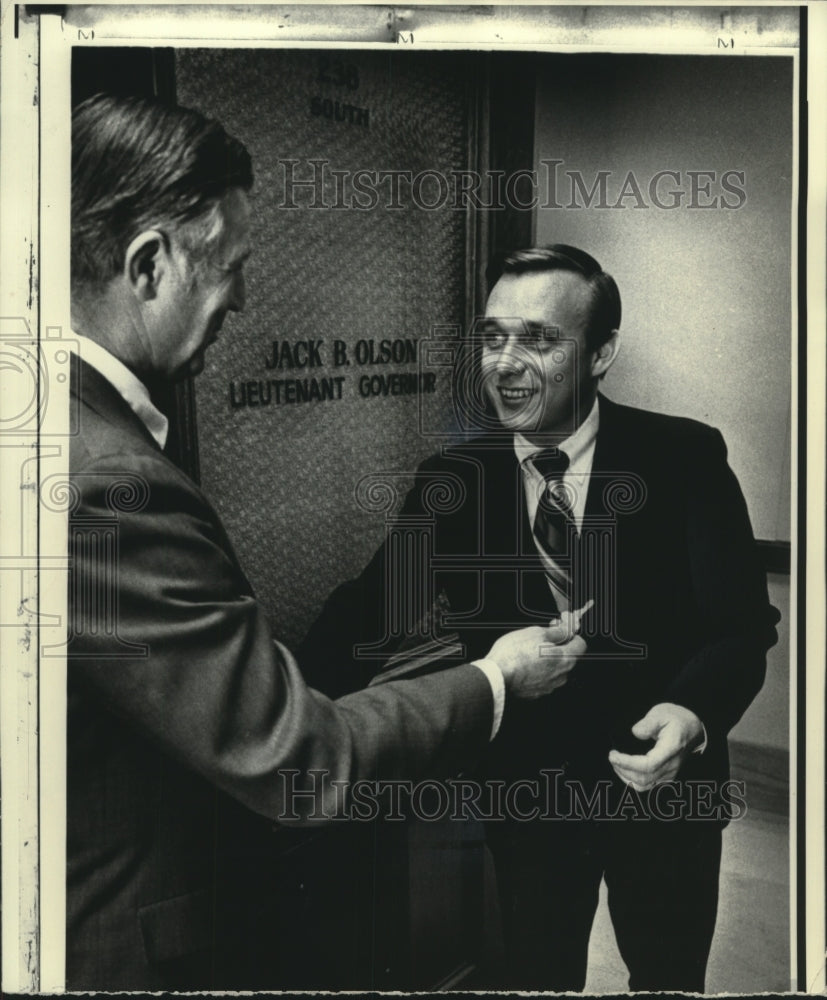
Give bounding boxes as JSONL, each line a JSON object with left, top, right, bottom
{"left": 66, "top": 356, "right": 493, "bottom": 989}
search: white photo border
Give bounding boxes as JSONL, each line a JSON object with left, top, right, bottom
{"left": 1, "top": 3, "right": 823, "bottom": 993}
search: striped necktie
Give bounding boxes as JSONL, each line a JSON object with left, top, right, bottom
{"left": 531, "top": 448, "right": 579, "bottom": 597}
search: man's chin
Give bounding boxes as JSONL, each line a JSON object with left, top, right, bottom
{"left": 491, "top": 403, "right": 539, "bottom": 433}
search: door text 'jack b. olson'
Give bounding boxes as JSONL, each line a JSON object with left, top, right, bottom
{"left": 228, "top": 337, "right": 438, "bottom": 409}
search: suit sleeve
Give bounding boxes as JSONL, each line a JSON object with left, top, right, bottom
{"left": 69, "top": 452, "right": 493, "bottom": 823}
{"left": 661, "top": 427, "right": 779, "bottom": 737}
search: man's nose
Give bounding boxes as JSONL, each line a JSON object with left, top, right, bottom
{"left": 229, "top": 270, "right": 246, "bottom": 312}
{"left": 495, "top": 335, "right": 527, "bottom": 375}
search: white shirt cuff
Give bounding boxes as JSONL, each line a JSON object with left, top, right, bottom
{"left": 471, "top": 658, "right": 506, "bottom": 740}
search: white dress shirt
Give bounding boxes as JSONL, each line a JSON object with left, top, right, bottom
{"left": 71, "top": 334, "right": 169, "bottom": 450}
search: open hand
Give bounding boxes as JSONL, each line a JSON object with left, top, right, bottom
{"left": 608, "top": 702, "right": 705, "bottom": 791}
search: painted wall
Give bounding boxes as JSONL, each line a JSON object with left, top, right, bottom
{"left": 731, "top": 573, "right": 790, "bottom": 753}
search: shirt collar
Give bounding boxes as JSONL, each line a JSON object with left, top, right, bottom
{"left": 71, "top": 335, "right": 169, "bottom": 450}
{"left": 513, "top": 395, "right": 600, "bottom": 470}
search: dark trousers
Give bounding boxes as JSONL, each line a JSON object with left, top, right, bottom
{"left": 486, "top": 813, "right": 723, "bottom": 992}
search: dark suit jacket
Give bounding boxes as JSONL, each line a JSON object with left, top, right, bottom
{"left": 300, "top": 395, "right": 778, "bottom": 795}
{"left": 66, "top": 356, "right": 494, "bottom": 989}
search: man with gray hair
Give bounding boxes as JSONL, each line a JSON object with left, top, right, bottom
{"left": 66, "top": 93, "right": 582, "bottom": 989}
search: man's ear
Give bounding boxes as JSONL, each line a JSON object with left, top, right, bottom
{"left": 591, "top": 330, "right": 620, "bottom": 379}
{"left": 123, "top": 230, "right": 167, "bottom": 301}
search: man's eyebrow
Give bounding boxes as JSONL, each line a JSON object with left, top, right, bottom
{"left": 479, "top": 316, "right": 522, "bottom": 329}
{"left": 481, "top": 317, "right": 560, "bottom": 337}
{"left": 525, "top": 320, "right": 560, "bottom": 338}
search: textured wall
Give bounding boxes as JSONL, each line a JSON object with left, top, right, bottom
{"left": 177, "top": 49, "right": 473, "bottom": 645}
{"left": 534, "top": 54, "right": 793, "bottom": 543}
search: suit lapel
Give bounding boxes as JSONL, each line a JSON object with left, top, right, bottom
{"left": 479, "top": 439, "right": 524, "bottom": 556}
{"left": 475, "top": 435, "right": 557, "bottom": 619}
{"left": 582, "top": 395, "right": 654, "bottom": 653}
{"left": 585, "top": 393, "right": 624, "bottom": 522}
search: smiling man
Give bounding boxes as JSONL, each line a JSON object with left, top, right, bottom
{"left": 66, "top": 95, "right": 585, "bottom": 990}
{"left": 300, "top": 244, "right": 779, "bottom": 991}
{"left": 479, "top": 263, "right": 617, "bottom": 437}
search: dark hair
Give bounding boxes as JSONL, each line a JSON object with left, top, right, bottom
{"left": 72, "top": 93, "right": 253, "bottom": 286}
{"left": 486, "top": 244, "right": 621, "bottom": 352}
